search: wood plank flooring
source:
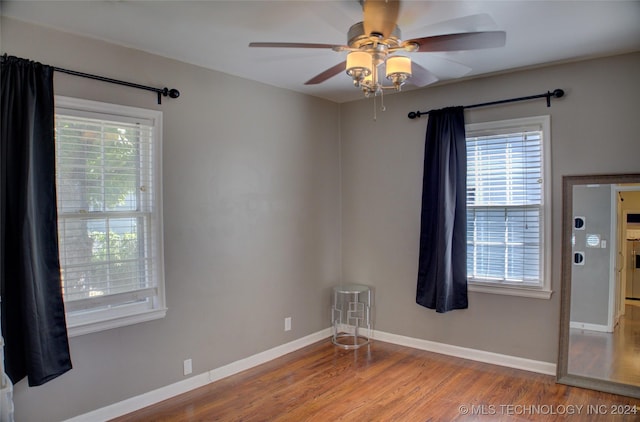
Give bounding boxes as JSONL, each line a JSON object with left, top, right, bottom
{"left": 569, "top": 303, "right": 640, "bottom": 386}
{"left": 112, "top": 339, "right": 640, "bottom": 421}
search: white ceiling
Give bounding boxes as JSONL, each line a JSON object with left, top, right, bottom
{"left": 3, "top": 1, "right": 640, "bottom": 103}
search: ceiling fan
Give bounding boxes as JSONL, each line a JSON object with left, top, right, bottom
{"left": 249, "top": 0, "right": 506, "bottom": 97}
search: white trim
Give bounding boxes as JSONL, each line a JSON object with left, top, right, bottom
{"left": 55, "top": 96, "right": 161, "bottom": 124}
{"left": 67, "top": 307, "right": 167, "bottom": 338}
{"left": 609, "top": 187, "right": 618, "bottom": 332}
{"left": 55, "top": 96, "right": 166, "bottom": 336}
{"left": 206, "top": 328, "right": 331, "bottom": 384}
{"left": 569, "top": 321, "right": 611, "bottom": 333}
{"left": 65, "top": 288, "right": 158, "bottom": 312}
{"left": 63, "top": 328, "right": 332, "bottom": 422}
{"left": 468, "top": 283, "right": 553, "bottom": 299}
{"left": 66, "top": 371, "right": 212, "bottom": 422}
{"left": 372, "top": 329, "right": 556, "bottom": 375}
{"left": 465, "top": 115, "right": 552, "bottom": 297}
{"left": 541, "top": 115, "right": 553, "bottom": 295}
{"left": 64, "top": 327, "right": 556, "bottom": 421}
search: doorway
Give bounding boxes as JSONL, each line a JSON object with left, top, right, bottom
{"left": 627, "top": 239, "right": 640, "bottom": 300}
{"left": 614, "top": 188, "right": 640, "bottom": 325}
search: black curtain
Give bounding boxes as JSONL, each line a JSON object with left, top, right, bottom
{"left": 1, "top": 56, "right": 72, "bottom": 386}
{"left": 416, "top": 106, "right": 468, "bottom": 313}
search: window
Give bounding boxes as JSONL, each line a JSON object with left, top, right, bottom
{"left": 55, "top": 96, "right": 166, "bottom": 336}
{"left": 466, "top": 116, "right": 551, "bottom": 299}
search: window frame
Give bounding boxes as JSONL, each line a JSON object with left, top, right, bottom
{"left": 55, "top": 96, "right": 167, "bottom": 336}
{"left": 465, "top": 116, "right": 552, "bottom": 299}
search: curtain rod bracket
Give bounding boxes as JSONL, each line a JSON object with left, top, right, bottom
{"left": 408, "top": 88, "right": 565, "bottom": 119}
{"left": 546, "top": 89, "right": 564, "bottom": 107}
{"left": 158, "top": 87, "right": 181, "bottom": 104}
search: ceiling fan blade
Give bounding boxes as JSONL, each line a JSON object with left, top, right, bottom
{"left": 416, "top": 56, "right": 471, "bottom": 79}
{"left": 249, "top": 42, "right": 342, "bottom": 49}
{"left": 363, "top": 0, "right": 400, "bottom": 38}
{"left": 409, "top": 63, "right": 439, "bottom": 87}
{"left": 405, "top": 31, "right": 506, "bottom": 52}
{"left": 305, "top": 61, "right": 346, "bottom": 85}
{"left": 405, "top": 13, "right": 497, "bottom": 37}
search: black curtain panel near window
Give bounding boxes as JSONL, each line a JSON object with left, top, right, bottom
{"left": 1, "top": 56, "right": 72, "bottom": 386}
{"left": 416, "top": 106, "right": 468, "bottom": 313}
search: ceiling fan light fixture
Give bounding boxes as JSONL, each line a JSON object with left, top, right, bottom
{"left": 346, "top": 51, "right": 372, "bottom": 86}
{"left": 386, "top": 56, "right": 411, "bottom": 89}
{"left": 361, "top": 71, "right": 379, "bottom": 97}
{"left": 249, "top": 0, "right": 508, "bottom": 105}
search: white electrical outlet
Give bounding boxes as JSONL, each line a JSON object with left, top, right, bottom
{"left": 284, "top": 317, "right": 292, "bottom": 331}
{"left": 183, "top": 358, "right": 192, "bottom": 376}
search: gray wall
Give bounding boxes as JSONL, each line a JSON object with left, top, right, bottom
{"left": 2, "top": 18, "right": 341, "bottom": 421}
{"left": 340, "top": 51, "right": 640, "bottom": 363}
{"left": 3, "top": 13, "right": 640, "bottom": 422}
{"left": 570, "top": 185, "right": 612, "bottom": 326}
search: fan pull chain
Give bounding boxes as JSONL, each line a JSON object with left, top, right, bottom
{"left": 373, "top": 95, "right": 377, "bottom": 121}
{"left": 372, "top": 91, "right": 387, "bottom": 121}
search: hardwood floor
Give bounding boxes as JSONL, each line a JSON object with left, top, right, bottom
{"left": 569, "top": 303, "right": 640, "bottom": 386}
{"left": 112, "top": 339, "right": 640, "bottom": 421}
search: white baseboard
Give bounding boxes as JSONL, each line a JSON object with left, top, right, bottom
{"left": 66, "top": 327, "right": 556, "bottom": 421}
{"left": 205, "top": 327, "right": 332, "bottom": 384}
{"left": 64, "top": 328, "right": 332, "bottom": 422}
{"left": 569, "top": 321, "right": 612, "bottom": 333}
{"left": 373, "top": 329, "right": 557, "bottom": 376}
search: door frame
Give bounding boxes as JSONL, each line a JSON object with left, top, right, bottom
{"left": 611, "top": 185, "right": 640, "bottom": 328}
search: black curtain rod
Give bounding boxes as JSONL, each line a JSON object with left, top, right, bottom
{"left": 1, "top": 54, "right": 180, "bottom": 104}
{"left": 407, "top": 89, "right": 565, "bottom": 119}
{"left": 54, "top": 67, "right": 180, "bottom": 105}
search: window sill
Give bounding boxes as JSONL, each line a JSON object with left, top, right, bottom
{"left": 468, "top": 283, "right": 553, "bottom": 299}
{"left": 66, "top": 307, "right": 167, "bottom": 337}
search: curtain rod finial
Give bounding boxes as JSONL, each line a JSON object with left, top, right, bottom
{"left": 161, "top": 88, "right": 180, "bottom": 99}
{"left": 159, "top": 88, "right": 180, "bottom": 104}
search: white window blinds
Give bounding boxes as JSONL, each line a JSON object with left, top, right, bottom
{"left": 466, "top": 127, "right": 544, "bottom": 286}
{"left": 55, "top": 97, "right": 165, "bottom": 334}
